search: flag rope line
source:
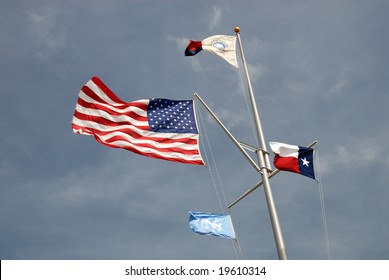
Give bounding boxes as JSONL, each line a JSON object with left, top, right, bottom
{"left": 228, "top": 208, "right": 245, "bottom": 259}
{"left": 237, "top": 50, "right": 259, "bottom": 146}
{"left": 196, "top": 103, "right": 225, "bottom": 213}
{"left": 196, "top": 103, "right": 244, "bottom": 259}
{"left": 315, "top": 148, "right": 332, "bottom": 259}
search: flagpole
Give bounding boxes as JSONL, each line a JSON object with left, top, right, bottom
{"left": 235, "top": 27, "right": 287, "bottom": 260}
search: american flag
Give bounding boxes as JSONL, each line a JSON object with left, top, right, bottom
{"left": 72, "top": 76, "right": 204, "bottom": 165}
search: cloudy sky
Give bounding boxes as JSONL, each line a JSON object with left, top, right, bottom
{"left": 1, "top": 0, "right": 388, "bottom": 260}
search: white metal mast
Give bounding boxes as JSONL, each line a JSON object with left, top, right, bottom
{"left": 234, "top": 26, "right": 287, "bottom": 260}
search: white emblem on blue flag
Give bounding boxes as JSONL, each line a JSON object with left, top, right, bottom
{"left": 189, "top": 211, "right": 236, "bottom": 239}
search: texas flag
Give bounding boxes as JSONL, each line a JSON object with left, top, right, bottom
{"left": 185, "top": 35, "right": 239, "bottom": 68}
{"left": 269, "top": 142, "right": 316, "bottom": 180}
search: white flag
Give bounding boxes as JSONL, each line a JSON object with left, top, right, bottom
{"left": 185, "top": 35, "right": 239, "bottom": 68}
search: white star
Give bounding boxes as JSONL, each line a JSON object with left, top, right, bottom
{"left": 301, "top": 157, "right": 310, "bottom": 167}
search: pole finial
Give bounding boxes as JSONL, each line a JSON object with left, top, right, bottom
{"left": 234, "top": 26, "right": 240, "bottom": 34}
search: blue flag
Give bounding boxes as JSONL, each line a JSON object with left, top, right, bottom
{"left": 189, "top": 212, "right": 236, "bottom": 239}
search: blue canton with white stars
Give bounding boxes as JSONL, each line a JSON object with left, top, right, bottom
{"left": 147, "top": 99, "right": 198, "bottom": 134}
